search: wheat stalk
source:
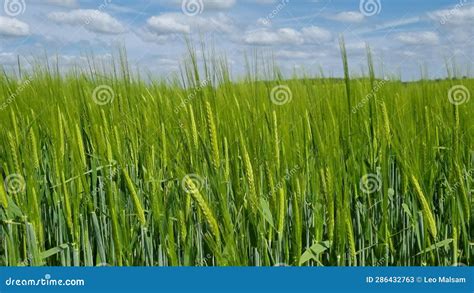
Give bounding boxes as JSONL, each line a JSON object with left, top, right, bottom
{"left": 75, "top": 123, "right": 87, "bottom": 169}
{"left": 29, "top": 129, "right": 40, "bottom": 170}
{"left": 189, "top": 104, "right": 198, "bottom": 151}
{"left": 224, "top": 137, "right": 230, "bottom": 181}
{"left": 380, "top": 101, "right": 391, "bottom": 145}
{"left": 7, "top": 131, "right": 21, "bottom": 175}
{"left": 9, "top": 109, "right": 19, "bottom": 148}
{"left": 243, "top": 145, "right": 258, "bottom": 215}
{"left": 277, "top": 188, "right": 285, "bottom": 235}
{"left": 273, "top": 111, "right": 280, "bottom": 170}
{"left": 60, "top": 171, "right": 74, "bottom": 235}
{"left": 411, "top": 175, "right": 437, "bottom": 239}
{"left": 185, "top": 176, "right": 220, "bottom": 240}
{"left": 455, "top": 163, "right": 470, "bottom": 222}
{"left": 58, "top": 108, "right": 65, "bottom": 159}
{"left": 0, "top": 174, "right": 8, "bottom": 208}
{"left": 320, "top": 168, "right": 334, "bottom": 242}
{"left": 122, "top": 168, "right": 147, "bottom": 226}
{"left": 205, "top": 101, "right": 220, "bottom": 170}
{"left": 345, "top": 215, "right": 356, "bottom": 265}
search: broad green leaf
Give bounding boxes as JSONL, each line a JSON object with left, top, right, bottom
{"left": 40, "top": 243, "right": 71, "bottom": 260}
{"left": 259, "top": 198, "right": 274, "bottom": 228}
{"left": 299, "top": 241, "right": 331, "bottom": 266}
{"left": 416, "top": 239, "right": 453, "bottom": 255}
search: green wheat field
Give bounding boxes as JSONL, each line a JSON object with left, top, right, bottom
{"left": 0, "top": 44, "right": 473, "bottom": 266}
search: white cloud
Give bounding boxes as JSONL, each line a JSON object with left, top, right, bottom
{"left": 243, "top": 28, "right": 303, "bottom": 46}
{"left": 301, "top": 26, "right": 332, "bottom": 43}
{"left": 49, "top": 53, "right": 112, "bottom": 65}
{"left": 143, "top": 13, "right": 234, "bottom": 40}
{"left": 135, "top": 28, "right": 171, "bottom": 43}
{"left": 428, "top": 6, "right": 474, "bottom": 26}
{"left": 204, "top": 0, "right": 236, "bottom": 9}
{"left": 427, "top": 6, "right": 473, "bottom": 46}
{"left": 400, "top": 50, "right": 417, "bottom": 58}
{"left": 243, "top": 26, "right": 331, "bottom": 46}
{"left": 257, "top": 17, "right": 272, "bottom": 27}
{"left": 373, "top": 17, "right": 421, "bottom": 31}
{"left": 329, "top": 11, "right": 365, "bottom": 23}
{"left": 0, "top": 17, "right": 30, "bottom": 37}
{"left": 274, "top": 49, "right": 326, "bottom": 59}
{"left": 46, "top": 0, "right": 77, "bottom": 7}
{"left": 277, "top": 28, "right": 303, "bottom": 44}
{"left": 396, "top": 31, "right": 439, "bottom": 45}
{"left": 344, "top": 41, "right": 366, "bottom": 51}
{"left": 172, "top": 0, "right": 236, "bottom": 10}
{"left": 48, "top": 9, "right": 126, "bottom": 34}
{"left": 147, "top": 14, "right": 191, "bottom": 34}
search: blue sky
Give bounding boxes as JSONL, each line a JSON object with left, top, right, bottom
{"left": 0, "top": 0, "right": 472, "bottom": 80}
